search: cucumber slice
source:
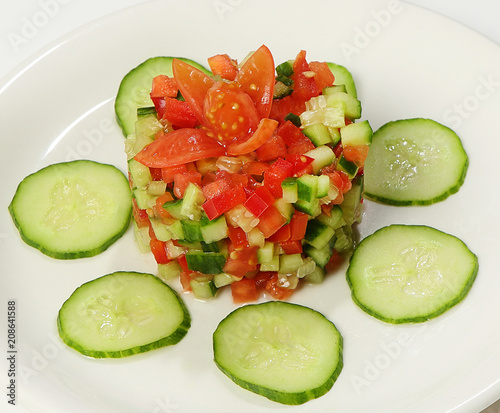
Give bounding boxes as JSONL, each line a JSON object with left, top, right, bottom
{"left": 115, "top": 56, "right": 211, "bottom": 137}
{"left": 57, "top": 271, "right": 190, "bottom": 358}
{"left": 9, "top": 160, "right": 131, "bottom": 259}
{"left": 213, "top": 301, "right": 343, "bottom": 405}
{"left": 346, "top": 225, "right": 478, "bottom": 324}
{"left": 326, "top": 62, "right": 358, "bottom": 98}
{"left": 364, "top": 118, "right": 469, "bottom": 205}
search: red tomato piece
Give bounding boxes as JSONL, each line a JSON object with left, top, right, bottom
{"left": 207, "top": 53, "right": 238, "bottom": 81}
{"left": 289, "top": 211, "right": 309, "bottom": 241}
{"left": 265, "top": 274, "right": 294, "bottom": 300}
{"left": 255, "top": 133, "right": 287, "bottom": 162}
{"left": 235, "top": 45, "right": 275, "bottom": 118}
{"left": 173, "top": 170, "right": 202, "bottom": 198}
{"left": 161, "top": 97, "right": 198, "bottom": 129}
{"left": 172, "top": 58, "right": 215, "bottom": 126}
{"left": 254, "top": 271, "right": 273, "bottom": 291}
{"left": 267, "top": 223, "right": 291, "bottom": 242}
{"left": 325, "top": 250, "right": 345, "bottom": 272}
{"left": 227, "top": 226, "right": 249, "bottom": 249}
{"left": 149, "top": 238, "right": 169, "bottom": 264}
{"left": 343, "top": 145, "right": 370, "bottom": 167}
{"left": 179, "top": 271, "right": 192, "bottom": 292}
{"left": 231, "top": 278, "right": 258, "bottom": 304}
{"left": 279, "top": 240, "right": 303, "bottom": 255}
{"left": 309, "top": 61, "right": 335, "bottom": 91}
{"left": 291, "top": 50, "right": 319, "bottom": 102}
{"left": 226, "top": 118, "right": 279, "bottom": 156}
{"left": 202, "top": 185, "right": 247, "bottom": 220}
{"left": 132, "top": 198, "right": 149, "bottom": 228}
{"left": 263, "top": 158, "right": 294, "bottom": 198}
{"left": 277, "top": 121, "right": 315, "bottom": 155}
{"left": 150, "top": 75, "right": 178, "bottom": 98}
{"left": 224, "top": 247, "right": 258, "bottom": 278}
{"left": 243, "top": 186, "right": 275, "bottom": 218}
{"left": 256, "top": 205, "right": 287, "bottom": 238}
{"left": 134, "top": 128, "right": 225, "bottom": 168}
{"left": 161, "top": 164, "right": 187, "bottom": 184}
{"left": 204, "top": 81, "right": 260, "bottom": 144}
{"left": 241, "top": 161, "right": 270, "bottom": 177}
{"left": 286, "top": 154, "right": 314, "bottom": 176}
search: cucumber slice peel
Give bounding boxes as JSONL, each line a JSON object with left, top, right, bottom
{"left": 213, "top": 301, "right": 343, "bottom": 405}
{"left": 9, "top": 160, "right": 131, "bottom": 259}
{"left": 346, "top": 225, "right": 478, "bottom": 324}
{"left": 57, "top": 271, "right": 191, "bottom": 358}
{"left": 363, "top": 118, "right": 468, "bottom": 206}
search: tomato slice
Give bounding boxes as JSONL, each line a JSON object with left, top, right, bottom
{"left": 134, "top": 128, "right": 225, "bottom": 168}
{"left": 226, "top": 118, "right": 278, "bottom": 156}
{"left": 235, "top": 45, "right": 275, "bottom": 118}
{"left": 172, "top": 58, "right": 215, "bottom": 126}
{"left": 203, "top": 81, "right": 260, "bottom": 143}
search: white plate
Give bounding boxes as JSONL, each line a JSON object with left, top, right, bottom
{"left": 1, "top": 1, "right": 499, "bottom": 412}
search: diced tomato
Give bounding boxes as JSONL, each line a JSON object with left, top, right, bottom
{"left": 207, "top": 53, "right": 238, "bottom": 81}
{"left": 289, "top": 211, "right": 309, "bottom": 241}
{"left": 286, "top": 154, "right": 314, "bottom": 176}
{"left": 241, "top": 161, "right": 270, "bottom": 177}
{"left": 172, "top": 58, "right": 215, "bottom": 126}
{"left": 149, "top": 167, "right": 163, "bottom": 181}
{"left": 277, "top": 121, "right": 315, "bottom": 155}
{"left": 134, "top": 128, "right": 225, "bottom": 168}
{"left": 204, "top": 81, "right": 261, "bottom": 144}
{"left": 333, "top": 142, "right": 343, "bottom": 158}
{"left": 132, "top": 198, "right": 149, "bottom": 228}
{"left": 263, "top": 158, "right": 294, "bottom": 198}
{"left": 327, "top": 170, "right": 352, "bottom": 194}
{"left": 309, "top": 61, "right": 335, "bottom": 91}
{"left": 325, "top": 250, "right": 345, "bottom": 272}
{"left": 255, "top": 133, "right": 287, "bottom": 162}
{"left": 343, "top": 145, "right": 370, "bottom": 167}
{"left": 231, "top": 278, "right": 258, "bottom": 303}
{"left": 226, "top": 118, "right": 279, "bottom": 156}
{"left": 162, "top": 164, "right": 187, "bottom": 184}
{"left": 268, "top": 223, "right": 291, "bottom": 242}
{"left": 265, "top": 274, "right": 294, "bottom": 300}
{"left": 150, "top": 75, "right": 178, "bottom": 98}
{"left": 161, "top": 97, "right": 198, "bottom": 129}
{"left": 215, "top": 170, "right": 249, "bottom": 188}
{"left": 257, "top": 205, "right": 287, "bottom": 238}
{"left": 149, "top": 238, "right": 169, "bottom": 264}
{"left": 224, "top": 246, "right": 258, "bottom": 277}
{"left": 202, "top": 185, "right": 247, "bottom": 220}
{"left": 179, "top": 271, "right": 192, "bottom": 292}
{"left": 254, "top": 271, "right": 273, "bottom": 291}
{"left": 235, "top": 45, "right": 275, "bottom": 118}
{"left": 243, "top": 186, "right": 275, "bottom": 218}
{"left": 173, "top": 170, "right": 202, "bottom": 198}
{"left": 227, "top": 226, "right": 248, "bottom": 249}
{"left": 291, "top": 50, "right": 319, "bottom": 102}
{"left": 279, "top": 240, "right": 303, "bottom": 255}
{"left": 269, "top": 94, "right": 307, "bottom": 125}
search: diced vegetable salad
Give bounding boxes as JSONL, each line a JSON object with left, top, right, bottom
{"left": 124, "top": 45, "right": 373, "bottom": 302}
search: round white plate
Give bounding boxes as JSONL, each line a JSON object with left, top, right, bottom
{"left": 1, "top": 1, "right": 499, "bottom": 412}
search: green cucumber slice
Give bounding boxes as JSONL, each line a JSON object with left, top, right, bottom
{"left": 115, "top": 56, "right": 211, "bottom": 137}
{"left": 326, "top": 62, "right": 358, "bottom": 98}
{"left": 213, "top": 301, "right": 343, "bottom": 405}
{"left": 9, "top": 160, "right": 131, "bottom": 259}
{"left": 57, "top": 271, "right": 190, "bottom": 358}
{"left": 346, "top": 225, "right": 478, "bottom": 324}
{"left": 363, "top": 118, "right": 469, "bottom": 205}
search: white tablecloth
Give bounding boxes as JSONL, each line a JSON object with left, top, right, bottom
{"left": 1, "top": 1, "right": 499, "bottom": 412}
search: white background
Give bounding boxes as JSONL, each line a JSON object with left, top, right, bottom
{"left": 1, "top": 1, "right": 499, "bottom": 412}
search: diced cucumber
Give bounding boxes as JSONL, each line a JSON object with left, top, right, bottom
{"left": 200, "top": 215, "right": 228, "bottom": 244}
{"left": 340, "top": 177, "right": 363, "bottom": 226}
{"left": 334, "top": 226, "right": 355, "bottom": 255}
{"left": 302, "top": 123, "right": 333, "bottom": 146}
{"left": 303, "top": 242, "right": 333, "bottom": 268}
{"left": 279, "top": 253, "right": 304, "bottom": 273}
{"left": 347, "top": 225, "right": 478, "bottom": 324}
{"left": 274, "top": 197, "right": 294, "bottom": 223}
{"left": 133, "top": 221, "right": 150, "bottom": 253}
{"left": 128, "top": 158, "right": 151, "bottom": 188}
{"left": 157, "top": 260, "right": 182, "bottom": 282}
{"left": 115, "top": 56, "right": 210, "bottom": 137}
{"left": 340, "top": 120, "right": 373, "bottom": 147}
{"left": 133, "top": 187, "right": 156, "bottom": 210}
{"left": 281, "top": 178, "right": 298, "bottom": 204}
{"left": 316, "top": 175, "right": 331, "bottom": 198}
{"left": 297, "top": 174, "right": 318, "bottom": 203}
{"left": 305, "top": 219, "right": 335, "bottom": 250}
{"left": 180, "top": 183, "right": 205, "bottom": 221}
{"left": 190, "top": 277, "right": 218, "bottom": 300}
{"left": 337, "top": 155, "right": 359, "bottom": 179}
{"left": 316, "top": 206, "right": 345, "bottom": 230}
{"left": 364, "top": 118, "right": 469, "bottom": 206}
{"left": 213, "top": 301, "right": 343, "bottom": 405}
{"left": 322, "top": 84, "right": 347, "bottom": 95}
{"left": 247, "top": 227, "right": 265, "bottom": 248}
{"left": 185, "top": 251, "right": 226, "bottom": 274}
{"left": 260, "top": 254, "right": 280, "bottom": 272}
{"left": 294, "top": 198, "right": 321, "bottom": 217}
{"left": 296, "top": 257, "right": 317, "bottom": 278}
{"left": 305, "top": 146, "right": 335, "bottom": 174}
{"left": 149, "top": 218, "right": 172, "bottom": 242}
{"left": 214, "top": 273, "right": 241, "bottom": 288}
{"left": 304, "top": 266, "right": 327, "bottom": 284}
{"left": 180, "top": 220, "right": 204, "bottom": 242}
{"left": 257, "top": 241, "right": 275, "bottom": 263}
{"left": 124, "top": 114, "right": 162, "bottom": 160}
{"left": 326, "top": 92, "right": 361, "bottom": 120}
{"left": 326, "top": 62, "right": 358, "bottom": 98}
{"left": 162, "top": 199, "right": 185, "bottom": 220}
{"left": 9, "top": 160, "right": 131, "bottom": 260}
{"left": 57, "top": 271, "right": 190, "bottom": 358}
{"left": 147, "top": 180, "right": 167, "bottom": 196}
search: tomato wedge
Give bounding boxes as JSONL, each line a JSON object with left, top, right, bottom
{"left": 172, "top": 58, "right": 215, "bottom": 126}
{"left": 236, "top": 45, "right": 275, "bottom": 118}
{"left": 226, "top": 118, "right": 278, "bottom": 156}
{"left": 134, "top": 128, "right": 225, "bottom": 168}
